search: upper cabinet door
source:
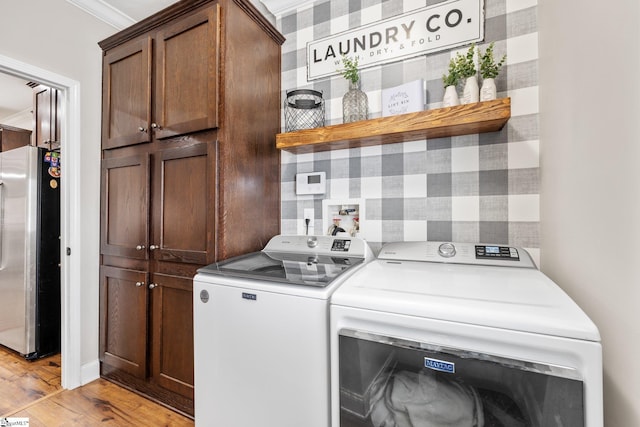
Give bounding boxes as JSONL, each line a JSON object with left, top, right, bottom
{"left": 154, "top": 5, "right": 220, "bottom": 140}
{"left": 33, "top": 85, "right": 60, "bottom": 149}
{"left": 102, "top": 37, "right": 152, "bottom": 150}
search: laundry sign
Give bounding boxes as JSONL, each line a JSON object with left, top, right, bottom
{"left": 306, "top": 0, "right": 485, "bottom": 81}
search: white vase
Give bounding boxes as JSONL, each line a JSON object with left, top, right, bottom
{"left": 462, "top": 75, "right": 479, "bottom": 104}
{"left": 480, "top": 77, "right": 497, "bottom": 101}
{"left": 442, "top": 85, "right": 460, "bottom": 107}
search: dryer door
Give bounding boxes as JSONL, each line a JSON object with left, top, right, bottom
{"left": 337, "top": 330, "right": 585, "bottom": 427}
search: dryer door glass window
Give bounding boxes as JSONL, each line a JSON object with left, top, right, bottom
{"left": 338, "top": 331, "right": 585, "bottom": 427}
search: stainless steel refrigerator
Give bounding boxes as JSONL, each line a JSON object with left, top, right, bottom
{"left": 0, "top": 145, "right": 60, "bottom": 359}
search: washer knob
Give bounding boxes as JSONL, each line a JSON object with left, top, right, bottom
{"left": 307, "top": 236, "right": 318, "bottom": 248}
{"left": 438, "top": 243, "right": 456, "bottom": 258}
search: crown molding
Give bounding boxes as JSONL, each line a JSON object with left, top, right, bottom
{"left": 261, "top": 0, "right": 314, "bottom": 16}
{"left": 66, "top": 0, "right": 135, "bottom": 29}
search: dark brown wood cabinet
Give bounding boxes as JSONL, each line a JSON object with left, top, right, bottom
{"left": 0, "top": 124, "right": 31, "bottom": 152}
{"left": 100, "top": 266, "right": 149, "bottom": 378}
{"left": 150, "top": 274, "right": 194, "bottom": 398}
{"left": 102, "top": 5, "right": 220, "bottom": 150}
{"left": 154, "top": 6, "right": 220, "bottom": 140}
{"left": 102, "top": 38, "right": 152, "bottom": 149}
{"left": 98, "top": 0, "right": 283, "bottom": 417}
{"left": 33, "top": 85, "right": 61, "bottom": 149}
{"left": 101, "top": 154, "right": 150, "bottom": 259}
{"left": 151, "top": 144, "right": 212, "bottom": 265}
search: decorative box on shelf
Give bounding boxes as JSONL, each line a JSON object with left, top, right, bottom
{"left": 381, "top": 79, "right": 425, "bottom": 117}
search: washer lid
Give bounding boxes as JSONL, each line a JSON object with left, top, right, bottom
{"left": 332, "top": 258, "right": 600, "bottom": 342}
{"left": 198, "top": 251, "right": 365, "bottom": 288}
{"left": 197, "top": 235, "right": 373, "bottom": 288}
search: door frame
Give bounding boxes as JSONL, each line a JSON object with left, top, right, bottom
{"left": 0, "top": 54, "right": 82, "bottom": 389}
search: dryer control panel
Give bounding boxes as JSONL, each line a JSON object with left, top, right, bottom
{"left": 378, "top": 242, "right": 536, "bottom": 268}
{"left": 475, "top": 245, "right": 520, "bottom": 260}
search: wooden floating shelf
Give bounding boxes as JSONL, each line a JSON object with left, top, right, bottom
{"left": 276, "top": 97, "right": 511, "bottom": 154}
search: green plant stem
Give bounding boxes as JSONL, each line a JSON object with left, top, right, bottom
{"left": 339, "top": 56, "right": 360, "bottom": 84}
{"left": 478, "top": 42, "right": 506, "bottom": 79}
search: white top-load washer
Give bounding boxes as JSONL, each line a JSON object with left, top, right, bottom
{"left": 193, "top": 235, "right": 373, "bottom": 427}
{"left": 330, "top": 241, "right": 602, "bottom": 427}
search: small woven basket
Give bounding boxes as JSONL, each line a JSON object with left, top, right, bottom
{"left": 284, "top": 89, "right": 325, "bottom": 132}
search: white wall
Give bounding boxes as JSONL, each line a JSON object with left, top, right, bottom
{"left": 0, "top": 0, "right": 115, "bottom": 378}
{"left": 0, "top": 108, "right": 32, "bottom": 130}
{"left": 539, "top": 1, "right": 640, "bottom": 426}
{"left": 278, "top": 0, "right": 541, "bottom": 257}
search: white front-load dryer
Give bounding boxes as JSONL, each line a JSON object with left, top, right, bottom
{"left": 330, "top": 241, "right": 602, "bottom": 427}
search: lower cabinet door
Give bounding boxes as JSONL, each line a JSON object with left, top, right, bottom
{"left": 100, "top": 266, "right": 149, "bottom": 378}
{"left": 149, "top": 273, "right": 194, "bottom": 399}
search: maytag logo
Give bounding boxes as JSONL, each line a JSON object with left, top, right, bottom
{"left": 424, "top": 357, "right": 455, "bottom": 373}
{"left": 242, "top": 293, "right": 257, "bottom": 301}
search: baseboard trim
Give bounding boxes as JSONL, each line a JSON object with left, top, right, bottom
{"left": 81, "top": 359, "right": 100, "bottom": 385}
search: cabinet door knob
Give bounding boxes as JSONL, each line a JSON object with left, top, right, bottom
{"left": 148, "top": 283, "right": 159, "bottom": 290}
{"left": 135, "top": 281, "right": 144, "bottom": 287}
{"left": 138, "top": 126, "right": 147, "bottom": 133}
{"left": 136, "top": 245, "right": 146, "bottom": 250}
{"left": 151, "top": 123, "right": 161, "bottom": 130}
{"left": 149, "top": 245, "right": 159, "bottom": 250}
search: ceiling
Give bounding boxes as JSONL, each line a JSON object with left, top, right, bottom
{"left": 66, "top": 0, "right": 312, "bottom": 27}
{"left": 0, "top": 0, "right": 311, "bottom": 124}
{"left": 0, "top": 73, "right": 35, "bottom": 122}
{"left": 98, "top": 0, "right": 178, "bottom": 22}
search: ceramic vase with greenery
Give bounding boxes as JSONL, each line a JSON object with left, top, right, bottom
{"left": 478, "top": 42, "right": 506, "bottom": 101}
{"left": 442, "top": 57, "right": 461, "bottom": 107}
{"left": 339, "top": 56, "right": 368, "bottom": 123}
{"left": 457, "top": 43, "right": 479, "bottom": 104}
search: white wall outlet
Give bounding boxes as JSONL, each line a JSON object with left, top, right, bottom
{"left": 303, "top": 208, "right": 314, "bottom": 236}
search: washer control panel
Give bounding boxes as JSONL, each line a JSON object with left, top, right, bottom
{"left": 263, "top": 235, "right": 374, "bottom": 259}
{"left": 331, "top": 239, "right": 352, "bottom": 252}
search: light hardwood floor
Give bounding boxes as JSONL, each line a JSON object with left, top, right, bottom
{"left": 0, "top": 346, "right": 194, "bottom": 426}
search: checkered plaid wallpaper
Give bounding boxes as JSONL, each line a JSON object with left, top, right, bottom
{"left": 276, "top": 0, "right": 540, "bottom": 261}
